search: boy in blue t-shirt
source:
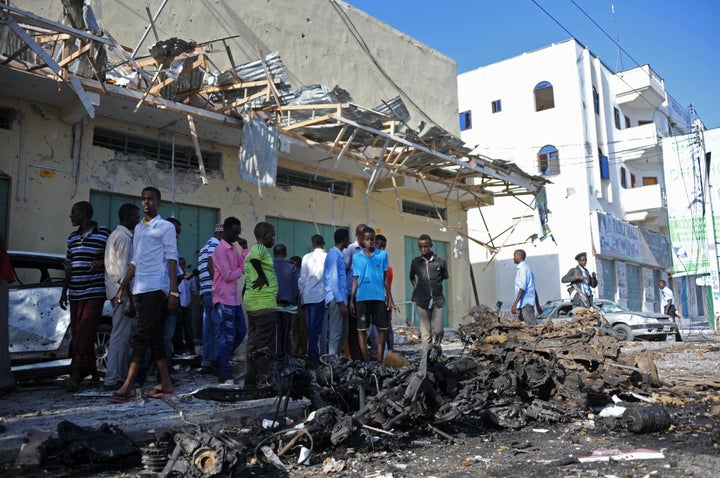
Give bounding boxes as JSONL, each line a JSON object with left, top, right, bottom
{"left": 350, "top": 227, "right": 395, "bottom": 362}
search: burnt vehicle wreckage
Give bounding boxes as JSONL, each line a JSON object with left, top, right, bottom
{"left": 19, "top": 305, "right": 709, "bottom": 477}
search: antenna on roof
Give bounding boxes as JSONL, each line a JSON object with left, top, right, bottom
{"left": 611, "top": 3, "right": 624, "bottom": 70}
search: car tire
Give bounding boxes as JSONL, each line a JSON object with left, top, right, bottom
{"left": 613, "top": 323, "right": 634, "bottom": 342}
{"left": 95, "top": 323, "right": 112, "bottom": 374}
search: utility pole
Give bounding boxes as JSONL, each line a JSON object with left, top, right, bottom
{"left": 693, "top": 105, "right": 720, "bottom": 330}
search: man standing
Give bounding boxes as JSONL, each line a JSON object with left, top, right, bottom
{"left": 211, "top": 217, "right": 249, "bottom": 383}
{"left": 60, "top": 201, "right": 110, "bottom": 392}
{"left": 344, "top": 223, "right": 366, "bottom": 360}
{"left": 409, "top": 234, "right": 449, "bottom": 348}
{"left": 510, "top": 249, "right": 542, "bottom": 325}
{"left": 561, "top": 252, "right": 598, "bottom": 307}
{"left": 373, "top": 234, "right": 399, "bottom": 350}
{"left": 173, "top": 257, "right": 196, "bottom": 357}
{"left": 111, "top": 187, "right": 178, "bottom": 401}
{"left": 299, "top": 234, "right": 327, "bottom": 367}
{"left": 324, "top": 228, "right": 350, "bottom": 357}
{"left": 197, "top": 224, "right": 223, "bottom": 374}
{"left": 659, "top": 280, "right": 683, "bottom": 341}
{"left": 242, "top": 222, "right": 278, "bottom": 390}
{"left": 103, "top": 203, "right": 139, "bottom": 390}
{"left": 350, "top": 227, "right": 394, "bottom": 363}
{"left": 273, "top": 244, "right": 300, "bottom": 359}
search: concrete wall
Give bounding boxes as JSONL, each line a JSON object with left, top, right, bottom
{"left": 22, "top": 0, "right": 459, "bottom": 135}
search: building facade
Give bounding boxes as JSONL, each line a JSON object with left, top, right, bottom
{"left": 2, "top": 1, "right": 542, "bottom": 327}
{"left": 458, "top": 39, "right": 695, "bottom": 316}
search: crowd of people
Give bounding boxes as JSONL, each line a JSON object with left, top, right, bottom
{"left": 60, "top": 190, "right": 451, "bottom": 398}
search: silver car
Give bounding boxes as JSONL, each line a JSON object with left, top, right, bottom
{"left": 7, "top": 251, "right": 112, "bottom": 372}
{"left": 538, "top": 298, "right": 679, "bottom": 341}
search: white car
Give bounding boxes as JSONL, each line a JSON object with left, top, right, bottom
{"left": 538, "top": 298, "right": 679, "bottom": 341}
{"left": 7, "top": 251, "right": 112, "bottom": 372}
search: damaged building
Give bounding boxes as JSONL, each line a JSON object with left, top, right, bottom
{"left": 0, "top": 0, "right": 545, "bottom": 327}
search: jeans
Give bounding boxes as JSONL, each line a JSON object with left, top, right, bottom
{"left": 200, "top": 293, "right": 217, "bottom": 367}
{"left": 305, "top": 301, "right": 326, "bottom": 364}
{"left": 214, "top": 303, "right": 247, "bottom": 379}
{"left": 417, "top": 305, "right": 444, "bottom": 348}
{"left": 327, "top": 301, "right": 347, "bottom": 357}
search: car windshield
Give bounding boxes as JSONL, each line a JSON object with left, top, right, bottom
{"left": 538, "top": 303, "right": 558, "bottom": 319}
{"left": 597, "top": 301, "right": 630, "bottom": 313}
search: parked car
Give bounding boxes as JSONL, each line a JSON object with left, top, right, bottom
{"left": 7, "top": 251, "right": 112, "bottom": 372}
{"left": 537, "top": 298, "right": 678, "bottom": 341}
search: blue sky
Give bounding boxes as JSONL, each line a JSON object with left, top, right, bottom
{"left": 346, "top": 0, "right": 719, "bottom": 129}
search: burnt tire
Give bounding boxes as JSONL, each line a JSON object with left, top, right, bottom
{"left": 613, "top": 323, "right": 634, "bottom": 342}
{"left": 95, "top": 323, "right": 112, "bottom": 374}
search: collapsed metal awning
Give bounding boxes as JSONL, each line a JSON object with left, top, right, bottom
{"left": 0, "top": 3, "right": 548, "bottom": 254}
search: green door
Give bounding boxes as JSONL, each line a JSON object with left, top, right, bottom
{"left": 266, "top": 217, "right": 337, "bottom": 259}
{"left": 89, "top": 191, "right": 218, "bottom": 270}
{"left": 403, "top": 236, "right": 449, "bottom": 327}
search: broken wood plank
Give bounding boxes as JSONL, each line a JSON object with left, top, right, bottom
{"left": 186, "top": 115, "right": 209, "bottom": 185}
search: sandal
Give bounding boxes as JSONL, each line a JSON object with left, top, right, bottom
{"left": 109, "top": 391, "right": 133, "bottom": 403}
{"left": 144, "top": 389, "right": 173, "bottom": 399}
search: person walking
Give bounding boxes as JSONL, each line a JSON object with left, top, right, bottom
{"left": 103, "top": 203, "right": 139, "bottom": 390}
{"left": 110, "top": 187, "right": 178, "bottom": 402}
{"left": 324, "top": 228, "right": 350, "bottom": 357}
{"left": 409, "top": 234, "right": 449, "bottom": 348}
{"left": 561, "top": 252, "right": 598, "bottom": 307}
{"left": 211, "top": 217, "right": 249, "bottom": 383}
{"left": 60, "top": 201, "right": 110, "bottom": 392}
{"left": 196, "top": 224, "right": 223, "bottom": 374}
{"left": 299, "top": 234, "right": 327, "bottom": 367}
{"left": 242, "top": 222, "right": 278, "bottom": 390}
{"left": 510, "top": 249, "right": 542, "bottom": 325}
{"left": 659, "top": 279, "right": 683, "bottom": 341}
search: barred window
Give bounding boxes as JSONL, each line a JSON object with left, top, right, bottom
{"left": 402, "top": 200, "right": 446, "bottom": 220}
{"left": 92, "top": 127, "right": 221, "bottom": 171}
{"left": 275, "top": 167, "right": 353, "bottom": 197}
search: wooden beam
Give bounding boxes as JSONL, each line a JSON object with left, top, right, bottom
{"left": 187, "top": 115, "right": 208, "bottom": 185}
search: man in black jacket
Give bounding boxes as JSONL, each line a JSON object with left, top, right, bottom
{"left": 561, "top": 252, "right": 598, "bottom": 307}
{"left": 409, "top": 235, "right": 449, "bottom": 348}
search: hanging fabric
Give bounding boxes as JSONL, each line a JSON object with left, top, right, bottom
{"left": 238, "top": 117, "right": 279, "bottom": 198}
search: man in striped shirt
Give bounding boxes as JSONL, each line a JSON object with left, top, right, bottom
{"left": 60, "top": 201, "right": 110, "bottom": 392}
{"left": 196, "top": 224, "right": 223, "bottom": 374}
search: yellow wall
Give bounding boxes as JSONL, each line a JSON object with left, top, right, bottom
{"left": 0, "top": 97, "right": 471, "bottom": 325}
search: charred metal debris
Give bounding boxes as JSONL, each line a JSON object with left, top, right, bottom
{"left": 137, "top": 304, "right": 677, "bottom": 475}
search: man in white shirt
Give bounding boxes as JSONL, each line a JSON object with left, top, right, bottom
{"left": 659, "top": 279, "right": 683, "bottom": 341}
{"left": 110, "top": 187, "right": 179, "bottom": 401}
{"left": 299, "top": 234, "right": 327, "bottom": 367}
{"left": 103, "top": 203, "right": 139, "bottom": 390}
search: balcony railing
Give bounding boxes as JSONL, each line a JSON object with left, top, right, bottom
{"left": 621, "top": 183, "right": 665, "bottom": 218}
{"left": 614, "top": 122, "right": 662, "bottom": 163}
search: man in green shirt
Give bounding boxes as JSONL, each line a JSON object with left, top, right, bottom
{"left": 242, "top": 222, "right": 278, "bottom": 389}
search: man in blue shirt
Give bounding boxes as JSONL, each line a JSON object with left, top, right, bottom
{"left": 324, "top": 228, "right": 350, "bottom": 357}
{"left": 511, "top": 249, "right": 542, "bottom": 325}
{"left": 350, "top": 227, "right": 394, "bottom": 363}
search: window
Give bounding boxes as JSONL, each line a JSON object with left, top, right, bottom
{"left": 491, "top": 100, "right": 502, "bottom": 114}
{"left": 459, "top": 111, "right": 472, "bottom": 131}
{"left": 537, "top": 145, "right": 560, "bottom": 175}
{"left": 599, "top": 148, "right": 609, "bottom": 180}
{"left": 614, "top": 107, "right": 621, "bottom": 129}
{"left": 638, "top": 120, "right": 653, "bottom": 126}
{"left": 642, "top": 177, "right": 658, "bottom": 186}
{"left": 592, "top": 86, "right": 599, "bottom": 115}
{"left": 275, "top": 167, "right": 353, "bottom": 197}
{"left": 534, "top": 81, "right": 555, "bottom": 111}
{"left": 620, "top": 166, "right": 627, "bottom": 188}
{"left": 0, "top": 107, "right": 15, "bottom": 129}
{"left": 625, "top": 116, "right": 631, "bottom": 128}
{"left": 631, "top": 173, "right": 636, "bottom": 188}
{"left": 92, "top": 127, "right": 222, "bottom": 172}
{"left": 401, "top": 200, "right": 446, "bottom": 220}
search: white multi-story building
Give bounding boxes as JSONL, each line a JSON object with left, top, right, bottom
{"left": 458, "top": 39, "right": 697, "bottom": 316}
